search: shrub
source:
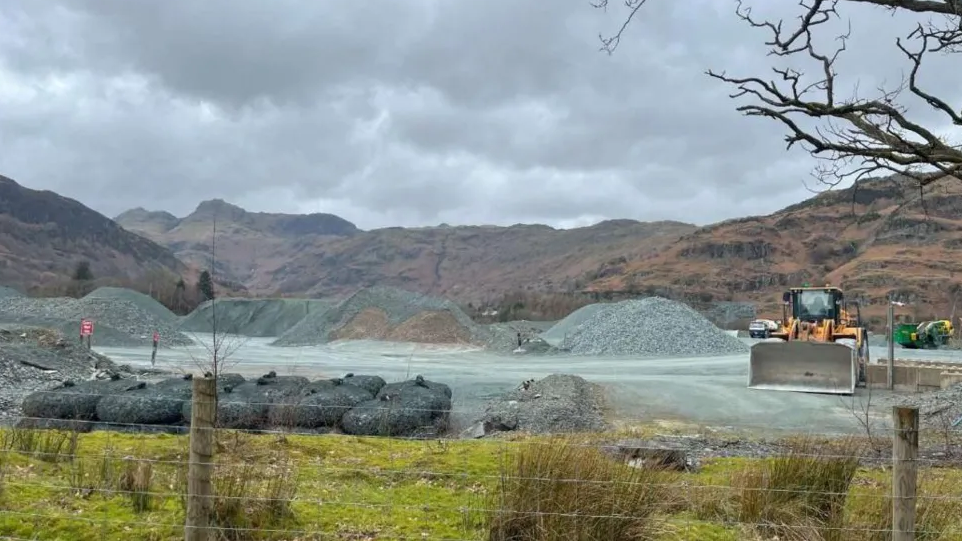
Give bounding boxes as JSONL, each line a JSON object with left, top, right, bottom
{"left": 120, "top": 458, "right": 154, "bottom": 513}
{"left": 694, "top": 437, "right": 863, "bottom": 541}
{"left": 204, "top": 455, "right": 299, "bottom": 541}
{"left": 2, "top": 427, "right": 79, "bottom": 463}
{"left": 486, "top": 438, "right": 676, "bottom": 541}
{"left": 849, "top": 471, "right": 962, "bottom": 541}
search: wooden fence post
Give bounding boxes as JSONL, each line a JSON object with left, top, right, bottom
{"left": 185, "top": 376, "right": 216, "bottom": 541}
{"left": 887, "top": 303, "right": 895, "bottom": 390}
{"left": 892, "top": 406, "right": 919, "bottom": 541}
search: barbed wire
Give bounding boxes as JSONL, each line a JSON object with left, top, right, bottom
{"left": 0, "top": 438, "right": 957, "bottom": 539}
{"left": 4, "top": 470, "right": 962, "bottom": 502}
{"left": 2, "top": 377, "right": 961, "bottom": 539}
{"left": 1, "top": 416, "right": 957, "bottom": 460}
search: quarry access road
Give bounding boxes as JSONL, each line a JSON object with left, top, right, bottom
{"left": 95, "top": 334, "right": 962, "bottom": 435}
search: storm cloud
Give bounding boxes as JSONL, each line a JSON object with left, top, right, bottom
{"left": 1, "top": 0, "right": 959, "bottom": 229}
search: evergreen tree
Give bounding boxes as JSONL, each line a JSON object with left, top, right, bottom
{"left": 72, "top": 260, "right": 93, "bottom": 281}
{"left": 197, "top": 270, "right": 215, "bottom": 301}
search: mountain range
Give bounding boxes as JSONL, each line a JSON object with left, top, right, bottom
{"left": 0, "top": 175, "right": 186, "bottom": 288}
{"left": 3, "top": 171, "right": 961, "bottom": 324}
{"left": 114, "top": 199, "right": 693, "bottom": 301}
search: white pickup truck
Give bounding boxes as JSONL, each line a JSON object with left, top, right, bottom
{"left": 748, "top": 319, "right": 779, "bottom": 339}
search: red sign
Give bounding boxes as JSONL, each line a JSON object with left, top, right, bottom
{"left": 80, "top": 319, "right": 94, "bottom": 336}
{"left": 153, "top": 331, "right": 160, "bottom": 342}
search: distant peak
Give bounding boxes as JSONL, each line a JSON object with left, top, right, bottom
{"left": 115, "top": 206, "right": 150, "bottom": 217}
{"left": 591, "top": 219, "right": 640, "bottom": 228}
{"left": 188, "top": 199, "right": 248, "bottom": 221}
{"left": 115, "top": 207, "right": 178, "bottom": 222}
{"left": 195, "top": 198, "right": 244, "bottom": 213}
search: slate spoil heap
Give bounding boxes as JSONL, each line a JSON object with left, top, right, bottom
{"left": 0, "top": 286, "right": 23, "bottom": 299}
{"left": 0, "top": 326, "right": 118, "bottom": 421}
{"left": 273, "top": 286, "right": 516, "bottom": 350}
{"left": 178, "top": 298, "right": 333, "bottom": 337}
{"left": 0, "top": 287, "right": 193, "bottom": 347}
{"left": 468, "top": 374, "right": 609, "bottom": 437}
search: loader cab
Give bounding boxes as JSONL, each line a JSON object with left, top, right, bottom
{"left": 782, "top": 287, "right": 843, "bottom": 324}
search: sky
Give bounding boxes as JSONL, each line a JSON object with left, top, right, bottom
{"left": 0, "top": 1, "right": 959, "bottom": 230}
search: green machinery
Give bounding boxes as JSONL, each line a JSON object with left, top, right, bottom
{"left": 893, "top": 320, "right": 954, "bottom": 349}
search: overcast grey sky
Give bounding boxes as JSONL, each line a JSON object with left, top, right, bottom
{"left": 0, "top": 1, "right": 959, "bottom": 230}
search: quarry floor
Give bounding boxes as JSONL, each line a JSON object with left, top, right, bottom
{"left": 95, "top": 334, "right": 962, "bottom": 436}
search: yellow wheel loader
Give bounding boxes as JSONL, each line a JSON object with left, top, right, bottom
{"left": 748, "top": 286, "right": 868, "bottom": 395}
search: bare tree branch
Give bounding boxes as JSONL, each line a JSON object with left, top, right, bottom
{"left": 595, "top": 0, "right": 962, "bottom": 193}
{"left": 593, "top": 0, "right": 651, "bottom": 54}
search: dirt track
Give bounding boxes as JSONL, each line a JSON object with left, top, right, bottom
{"left": 95, "top": 335, "right": 961, "bottom": 435}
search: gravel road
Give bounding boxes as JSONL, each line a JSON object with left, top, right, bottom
{"left": 93, "top": 334, "right": 962, "bottom": 435}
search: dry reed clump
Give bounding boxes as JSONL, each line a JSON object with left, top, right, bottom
{"left": 119, "top": 458, "right": 154, "bottom": 513}
{"left": 486, "top": 438, "right": 677, "bottom": 541}
{"left": 0, "top": 446, "right": 6, "bottom": 504}
{"left": 690, "top": 437, "right": 862, "bottom": 541}
{"left": 2, "top": 427, "right": 79, "bottom": 463}
{"left": 66, "top": 450, "right": 159, "bottom": 514}
{"left": 847, "top": 470, "right": 962, "bottom": 541}
{"left": 738, "top": 438, "right": 862, "bottom": 541}
{"left": 205, "top": 455, "right": 300, "bottom": 541}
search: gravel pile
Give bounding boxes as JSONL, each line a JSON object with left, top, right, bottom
{"left": 469, "top": 374, "right": 609, "bottom": 436}
{"left": 84, "top": 287, "right": 180, "bottom": 325}
{"left": 540, "top": 303, "right": 612, "bottom": 347}
{"left": 888, "top": 384, "right": 962, "bottom": 430}
{"left": 0, "top": 286, "right": 23, "bottom": 299}
{"left": 179, "top": 298, "right": 333, "bottom": 337}
{"left": 562, "top": 297, "right": 750, "bottom": 357}
{"left": 0, "top": 294, "right": 194, "bottom": 348}
{"left": 0, "top": 326, "right": 118, "bottom": 421}
{"left": 272, "top": 286, "right": 515, "bottom": 350}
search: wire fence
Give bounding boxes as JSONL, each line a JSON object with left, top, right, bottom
{"left": 0, "top": 378, "right": 960, "bottom": 540}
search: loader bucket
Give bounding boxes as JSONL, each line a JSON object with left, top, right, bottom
{"left": 748, "top": 341, "right": 856, "bottom": 395}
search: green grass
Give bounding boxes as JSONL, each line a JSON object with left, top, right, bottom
{"left": 0, "top": 427, "right": 960, "bottom": 540}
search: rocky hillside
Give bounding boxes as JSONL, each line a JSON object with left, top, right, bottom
{"left": 115, "top": 175, "right": 962, "bottom": 323}
{"left": 271, "top": 219, "right": 695, "bottom": 301}
{"left": 116, "top": 199, "right": 360, "bottom": 286}
{"left": 0, "top": 175, "right": 187, "bottom": 289}
{"left": 116, "top": 201, "right": 695, "bottom": 301}
{"left": 587, "top": 175, "right": 962, "bottom": 323}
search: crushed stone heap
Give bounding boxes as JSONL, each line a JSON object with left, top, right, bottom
{"left": 0, "top": 287, "right": 193, "bottom": 347}
{"left": 178, "top": 298, "right": 333, "bottom": 337}
{"left": 272, "top": 286, "right": 515, "bottom": 350}
{"left": 558, "top": 297, "right": 749, "bottom": 357}
{"left": 471, "top": 374, "right": 609, "bottom": 436}
{"left": 539, "top": 303, "right": 611, "bottom": 347}
{"left": 0, "top": 326, "right": 119, "bottom": 420}
{"left": 0, "top": 286, "right": 24, "bottom": 299}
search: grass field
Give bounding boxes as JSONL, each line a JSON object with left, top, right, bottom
{"left": 0, "top": 426, "right": 961, "bottom": 540}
